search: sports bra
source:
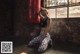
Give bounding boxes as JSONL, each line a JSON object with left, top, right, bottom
{"left": 39, "top": 18, "right": 48, "bottom": 27}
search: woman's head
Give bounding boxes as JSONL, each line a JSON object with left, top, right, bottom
{"left": 39, "top": 7, "right": 48, "bottom": 20}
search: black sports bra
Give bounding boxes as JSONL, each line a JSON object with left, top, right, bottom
{"left": 39, "top": 18, "right": 48, "bottom": 27}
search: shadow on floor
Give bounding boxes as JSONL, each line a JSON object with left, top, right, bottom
{"left": 0, "top": 36, "right": 80, "bottom": 54}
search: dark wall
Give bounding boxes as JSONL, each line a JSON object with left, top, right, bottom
{"left": 0, "top": 0, "right": 16, "bottom": 38}
{"left": 14, "top": 0, "right": 29, "bottom": 37}
{"left": 50, "top": 18, "right": 80, "bottom": 44}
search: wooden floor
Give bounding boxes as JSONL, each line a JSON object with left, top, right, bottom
{"left": 0, "top": 35, "right": 80, "bottom": 54}
{"left": 13, "top": 44, "right": 80, "bottom": 54}
{"left": 0, "top": 36, "right": 80, "bottom": 54}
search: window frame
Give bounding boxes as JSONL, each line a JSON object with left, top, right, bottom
{"left": 43, "top": 0, "right": 80, "bottom": 18}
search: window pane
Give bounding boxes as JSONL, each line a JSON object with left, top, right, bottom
{"left": 57, "top": 0, "right": 67, "bottom": 6}
{"left": 71, "top": 0, "right": 76, "bottom": 5}
{"left": 77, "top": 0, "right": 80, "bottom": 3}
{"left": 72, "top": 0, "right": 76, "bottom": 3}
{"left": 44, "top": 0, "right": 56, "bottom": 7}
{"left": 69, "top": 0, "right": 80, "bottom": 6}
{"left": 44, "top": 0, "right": 68, "bottom": 7}
{"left": 69, "top": 6, "right": 80, "bottom": 18}
{"left": 76, "top": 0, "right": 80, "bottom": 5}
{"left": 48, "top": 9, "right": 55, "bottom": 18}
{"left": 57, "top": 7, "right": 67, "bottom": 18}
{"left": 69, "top": 0, "right": 75, "bottom": 6}
{"left": 69, "top": 0, "right": 72, "bottom": 6}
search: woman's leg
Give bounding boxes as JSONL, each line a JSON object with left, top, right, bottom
{"left": 28, "top": 31, "right": 45, "bottom": 46}
{"left": 28, "top": 36, "right": 40, "bottom": 46}
{"left": 38, "top": 32, "right": 52, "bottom": 52}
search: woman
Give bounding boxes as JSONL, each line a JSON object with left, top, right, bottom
{"left": 28, "top": 7, "right": 52, "bottom": 52}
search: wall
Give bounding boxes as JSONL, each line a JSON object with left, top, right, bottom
{"left": 0, "top": 0, "right": 15, "bottom": 40}
{"left": 50, "top": 18, "right": 80, "bottom": 44}
{"left": 14, "top": 0, "right": 29, "bottom": 37}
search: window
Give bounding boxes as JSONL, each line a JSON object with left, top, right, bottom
{"left": 76, "top": 0, "right": 80, "bottom": 5}
{"left": 69, "top": 6, "right": 80, "bottom": 18}
{"left": 44, "top": 0, "right": 68, "bottom": 7}
{"left": 71, "top": 0, "right": 76, "bottom": 5}
{"left": 69, "top": 0, "right": 80, "bottom": 6}
{"left": 57, "top": 7, "right": 67, "bottom": 18}
{"left": 44, "top": 0, "right": 80, "bottom": 18}
{"left": 44, "top": 0, "right": 56, "bottom": 7}
{"left": 57, "top": 0, "right": 67, "bottom": 6}
{"left": 48, "top": 9, "right": 55, "bottom": 18}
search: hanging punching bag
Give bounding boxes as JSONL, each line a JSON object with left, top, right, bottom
{"left": 34, "top": 0, "right": 41, "bottom": 23}
{"left": 28, "top": 0, "right": 34, "bottom": 24}
{"left": 28, "top": 0, "right": 41, "bottom": 24}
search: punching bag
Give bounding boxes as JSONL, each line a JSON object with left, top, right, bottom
{"left": 28, "top": 0, "right": 41, "bottom": 24}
